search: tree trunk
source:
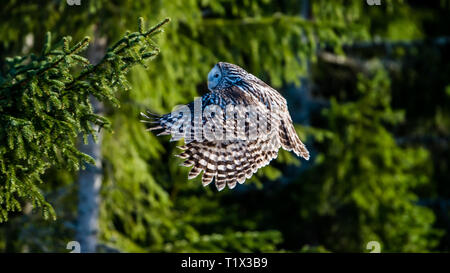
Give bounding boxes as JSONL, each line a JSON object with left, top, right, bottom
{"left": 75, "top": 26, "right": 106, "bottom": 253}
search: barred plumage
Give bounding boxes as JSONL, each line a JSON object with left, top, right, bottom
{"left": 141, "top": 62, "right": 309, "bottom": 191}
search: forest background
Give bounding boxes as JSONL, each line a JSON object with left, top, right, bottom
{"left": 0, "top": 0, "right": 449, "bottom": 253}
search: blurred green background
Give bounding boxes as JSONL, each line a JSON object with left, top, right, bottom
{"left": 0, "top": 0, "right": 449, "bottom": 252}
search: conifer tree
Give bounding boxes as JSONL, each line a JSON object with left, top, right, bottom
{"left": 0, "top": 17, "right": 170, "bottom": 222}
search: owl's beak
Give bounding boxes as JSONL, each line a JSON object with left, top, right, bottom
{"left": 207, "top": 79, "right": 217, "bottom": 91}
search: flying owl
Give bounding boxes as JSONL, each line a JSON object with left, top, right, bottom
{"left": 141, "top": 62, "right": 309, "bottom": 191}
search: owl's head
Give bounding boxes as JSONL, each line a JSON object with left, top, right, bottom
{"left": 207, "top": 62, "right": 249, "bottom": 91}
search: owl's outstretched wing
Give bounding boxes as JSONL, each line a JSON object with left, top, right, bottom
{"left": 238, "top": 77, "right": 310, "bottom": 160}
{"left": 176, "top": 136, "right": 280, "bottom": 191}
{"left": 140, "top": 87, "right": 262, "bottom": 142}
{"left": 141, "top": 84, "right": 308, "bottom": 191}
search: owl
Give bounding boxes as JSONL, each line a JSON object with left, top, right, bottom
{"left": 141, "top": 62, "right": 309, "bottom": 191}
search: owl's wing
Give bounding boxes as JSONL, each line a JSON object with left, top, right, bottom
{"left": 243, "top": 79, "right": 310, "bottom": 160}
{"left": 140, "top": 92, "right": 218, "bottom": 142}
{"left": 177, "top": 135, "right": 281, "bottom": 191}
{"left": 140, "top": 87, "right": 265, "bottom": 143}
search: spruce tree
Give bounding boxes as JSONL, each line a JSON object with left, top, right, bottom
{"left": 0, "top": 17, "right": 170, "bottom": 222}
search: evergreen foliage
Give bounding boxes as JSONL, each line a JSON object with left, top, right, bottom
{"left": 299, "top": 69, "right": 442, "bottom": 251}
{"left": 0, "top": 17, "right": 170, "bottom": 222}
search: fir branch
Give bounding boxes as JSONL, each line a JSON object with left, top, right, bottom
{"left": 63, "top": 18, "right": 170, "bottom": 95}
{"left": 0, "top": 17, "right": 170, "bottom": 222}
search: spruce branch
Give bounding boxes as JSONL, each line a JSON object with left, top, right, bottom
{"left": 0, "top": 17, "right": 170, "bottom": 222}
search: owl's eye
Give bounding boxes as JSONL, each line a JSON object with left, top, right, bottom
{"left": 214, "top": 73, "right": 219, "bottom": 78}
